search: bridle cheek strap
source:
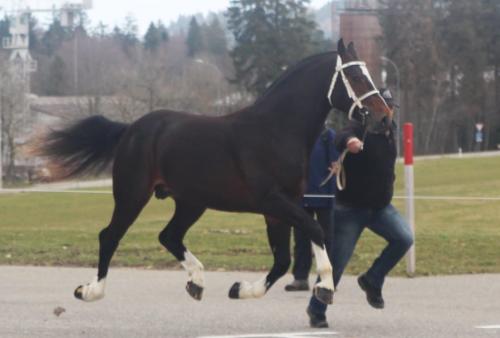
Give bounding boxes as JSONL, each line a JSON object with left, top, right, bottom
{"left": 326, "top": 56, "right": 344, "bottom": 106}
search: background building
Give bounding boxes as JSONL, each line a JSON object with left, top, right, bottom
{"left": 337, "top": 0, "right": 382, "bottom": 85}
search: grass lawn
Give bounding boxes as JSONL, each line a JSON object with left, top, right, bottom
{"left": 1, "top": 155, "right": 499, "bottom": 276}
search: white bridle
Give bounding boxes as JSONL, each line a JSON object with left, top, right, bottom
{"left": 327, "top": 55, "right": 386, "bottom": 120}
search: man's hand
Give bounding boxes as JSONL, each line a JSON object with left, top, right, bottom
{"left": 346, "top": 137, "right": 363, "bottom": 153}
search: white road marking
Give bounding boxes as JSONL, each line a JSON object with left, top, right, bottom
{"left": 476, "top": 325, "right": 500, "bottom": 329}
{"left": 393, "top": 195, "right": 500, "bottom": 201}
{"left": 0, "top": 189, "right": 112, "bottom": 194}
{"left": 198, "top": 332, "right": 338, "bottom": 338}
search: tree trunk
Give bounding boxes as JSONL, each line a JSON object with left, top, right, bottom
{"left": 6, "top": 133, "right": 15, "bottom": 181}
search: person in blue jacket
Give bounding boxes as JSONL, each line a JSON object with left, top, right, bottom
{"left": 285, "top": 125, "right": 339, "bottom": 292}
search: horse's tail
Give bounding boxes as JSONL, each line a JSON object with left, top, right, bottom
{"left": 30, "top": 115, "right": 129, "bottom": 180}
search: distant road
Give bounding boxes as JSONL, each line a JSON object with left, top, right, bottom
{"left": 1, "top": 266, "right": 499, "bottom": 338}
{"left": 2, "top": 150, "right": 499, "bottom": 195}
{"left": 409, "top": 150, "right": 500, "bottom": 161}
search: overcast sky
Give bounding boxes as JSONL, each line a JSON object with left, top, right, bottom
{"left": 89, "top": 0, "right": 332, "bottom": 34}
{"left": 0, "top": 0, "right": 331, "bottom": 34}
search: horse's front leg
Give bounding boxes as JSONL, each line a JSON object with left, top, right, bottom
{"left": 268, "top": 193, "right": 334, "bottom": 304}
{"left": 228, "top": 217, "right": 291, "bottom": 299}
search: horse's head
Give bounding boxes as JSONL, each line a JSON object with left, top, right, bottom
{"left": 328, "top": 39, "right": 393, "bottom": 133}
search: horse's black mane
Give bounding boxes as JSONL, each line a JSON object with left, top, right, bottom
{"left": 255, "top": 51, "right": 337, "bottom": 104}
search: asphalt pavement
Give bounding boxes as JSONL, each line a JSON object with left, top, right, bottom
{"left": 1, "top": 266, "right": 499, "bottom": 338}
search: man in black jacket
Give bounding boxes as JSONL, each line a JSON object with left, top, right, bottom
{"left": 306, "top": 89, "right": 414, "bottom": 328}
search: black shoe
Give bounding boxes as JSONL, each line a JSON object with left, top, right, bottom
{"left": 358, "top": 274, "right": 385, "bottom": 309}
{"left": 284, "top": 279, "right": 310, "bottom": 291}
{"left": 306, "top": 306, "right": 329, "bottom": 328}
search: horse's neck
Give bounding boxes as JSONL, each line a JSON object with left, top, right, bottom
{"left": 233, "top": 55, "right": 339, "bottom": 147}
{"left": 254, "top": 85, "right": 332, "bottom": 146}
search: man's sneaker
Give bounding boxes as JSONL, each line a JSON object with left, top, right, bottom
{"left": 284, "top": 279, "right": 310, "bottom": 291}
{"left": 306, "top": 306, "right": 329, "bottom": 328}
{"left": 357, "top": 274, "right": 385, "bottom": 309}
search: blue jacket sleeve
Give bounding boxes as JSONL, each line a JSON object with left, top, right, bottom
{"left": 327, "top": 129, "right": 340, "bottom": 164}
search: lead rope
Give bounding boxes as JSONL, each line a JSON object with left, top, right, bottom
{"left": 334, "top": 149, "right": 348, "bottom": 191}
{"left": 321, "top": 127, "right": 369, "bottom": 191}
{"left": 319, "top": 148, "right": 347, "bottom": 190}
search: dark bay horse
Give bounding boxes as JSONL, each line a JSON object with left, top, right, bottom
{"left": 33, "top": 40, "right": 393, "bottom": 305}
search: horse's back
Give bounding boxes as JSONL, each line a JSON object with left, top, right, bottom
{"left": 116, "top": 110, "right": 255, "bottom": 210}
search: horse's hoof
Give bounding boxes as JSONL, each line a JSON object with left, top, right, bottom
{"left": 186, "top": 281, "right": 203, "bottom": 301}
{"left": 74, "top": 285, "right": 84, "bottom": 300}
{"left": 228, "top": 282, "right": 241, "bottom": 299}
{"left": 154, "top": 185, "right": 170, "bottom": 200}
{"left": 314, "top": 286, "right": 334, "bottom": 305}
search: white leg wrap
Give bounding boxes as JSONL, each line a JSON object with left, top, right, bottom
{"left": 80, "top": 277, "right": 106, "bottom": 302}
{"left": 312, "top": 243, "right": 334, "bottom": 291}
{"left": 238, "top": 276, "right": 267, "bottom": 299}
{"left": 181, "top": 251, "right": 205, "bottom": 287}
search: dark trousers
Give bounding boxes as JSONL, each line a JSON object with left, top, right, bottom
{"left": 292, "top": 206, "right": 334, "bottom": 280}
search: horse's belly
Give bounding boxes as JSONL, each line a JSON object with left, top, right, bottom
{"left": 164, "top": 167, "right": 257, "bottom": 212}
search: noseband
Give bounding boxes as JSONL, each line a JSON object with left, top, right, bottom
{"left": 327, "top": 55, "right": 386, "bottom": 120}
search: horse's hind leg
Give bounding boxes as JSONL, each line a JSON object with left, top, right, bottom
{"left": 229, "top": 216, "right": 291, "bottom": 299}
{"left": 74, "top": 175, "right": 152, "bottom": 302}
{"left": 158, "top": 200, "right": 206, "bottom": 300}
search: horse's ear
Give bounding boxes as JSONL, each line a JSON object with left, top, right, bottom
{"left": 347, "top": 42, "right": 358, "bottom": 59}
{"left": 338, "top": 38, "right": 346, "bottom": 56}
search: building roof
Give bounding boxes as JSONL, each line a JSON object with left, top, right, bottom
{"left": 29, "top": 95, "right": 139, "bottom": 121}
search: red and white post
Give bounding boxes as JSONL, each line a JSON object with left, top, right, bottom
{"left": 404, "top": 123, "right": 416, "bottom": 276}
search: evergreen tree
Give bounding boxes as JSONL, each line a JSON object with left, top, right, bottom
{"left": 112, "top": 16, "right": 139, "bottom": 57}
{"left": 0, "top": 16, "right": 10, "bottom": 42}
{"left": 41, "top": 19, "right": 67, "bottom": 56}
{"left": 227, "top": 0, "right": 322, "bottom": 95}
{"left": 157, "top": 21, "right": 170, "bottom": 42}
{"left": 186, "top": 17, "right": 203, "bottom": 57}
{"left": 45, "top": 55, "right": 68, "bottom": 95}
{"left": 144, "top": 22, "right": 160, "bottom": 51}
{"left": 28, "top": 16, "right": 40, "bottom": 51}
{"left": 143, "top": 21, "right": 169, "bottom": 52}
{"left": 94, "top": 22, "right": 108, "bottom": 37}
{"left": 310, "top": 27, "right": 332, "bottom": 53}
{"left": 205, "top": 17, "right": 227, "bottom": 56}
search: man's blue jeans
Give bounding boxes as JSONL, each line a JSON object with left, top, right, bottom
{"left": 309, "top": 203, "right": 414, "bottom": 316}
